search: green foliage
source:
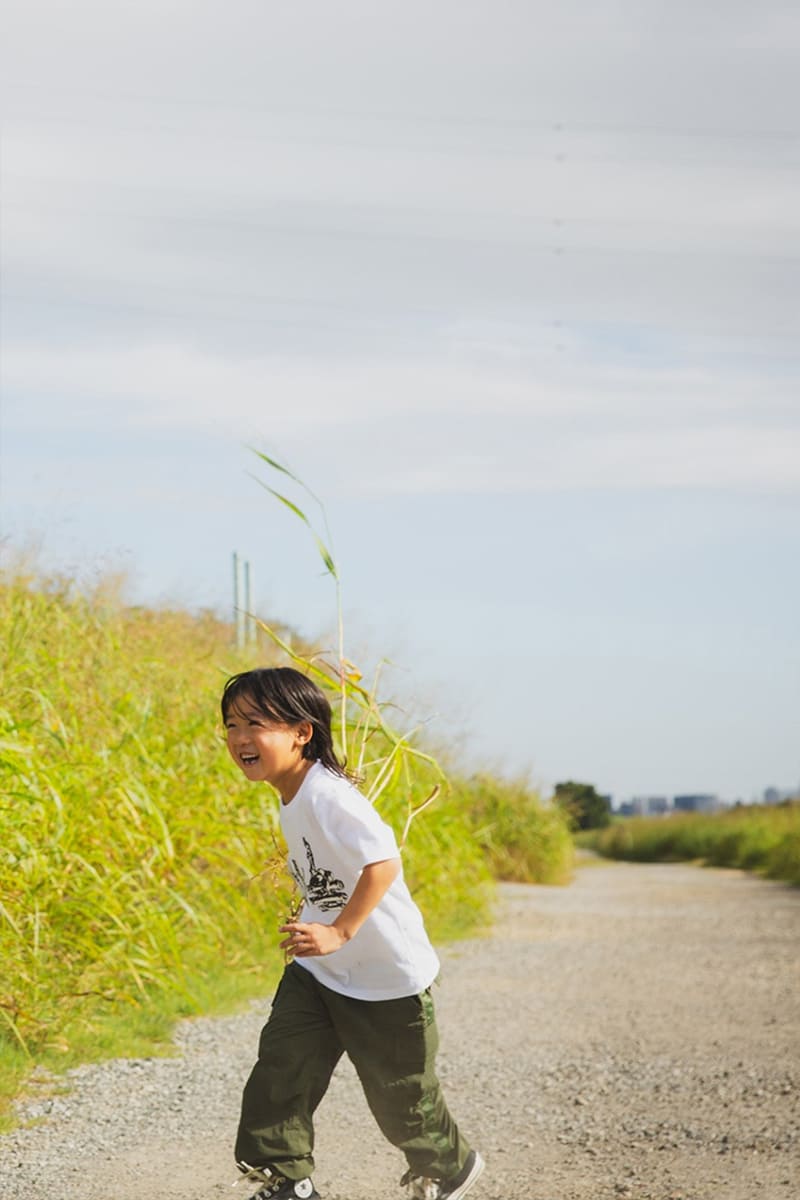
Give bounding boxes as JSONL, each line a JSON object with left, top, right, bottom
{"left": 1, "top": 562, "right": 546, "bottom": 1122}
{"left": 0, "top": 565, "right": 291, "bottom": 1065}
{"left": 589, "top": 804, "right": 800, "bottom": 884}
{"left": 460, "top": 774, "right": 574, "bottom": 884}
{"left": 553, "top": 780, "right": 611, "bottom": 831}
{"left": 1, "top": 470, "right": 572, "bottom": 1122}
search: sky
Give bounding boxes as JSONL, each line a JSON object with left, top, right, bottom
{"left": 1, "top": 1, "right": 799, "bottom": 804}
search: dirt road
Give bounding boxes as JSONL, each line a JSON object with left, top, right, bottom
{"left": 2, "top": 858, "right": 798, "bottom": 1200}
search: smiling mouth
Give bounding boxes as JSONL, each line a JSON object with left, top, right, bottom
{"left": 240, "top": 753, "right": 259, "bottom": 766}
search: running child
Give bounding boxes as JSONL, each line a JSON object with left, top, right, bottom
{"left": 222, "top": 666, "right": 483, "bottom": 1200}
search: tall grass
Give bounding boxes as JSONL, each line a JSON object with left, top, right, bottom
{"left": 0, "top": 568, "right": 290, "bottom": 1062}
{"left": 246, "top": 450, "right": 461, "bottom": 836}
{"left": 0, "top": 558, "right": 568, "bottom": 1123}
{"left": 460, "top": 774, "right": 573, "bottom": 885}
{"left": 590, "top": 805, "right": 800, "bottom": 884}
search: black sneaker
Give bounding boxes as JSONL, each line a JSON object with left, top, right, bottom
{"left": 401, "top": 1150, "right": 485, "bottom": 1200}
{"left": 235, "top": 1162, "right": 320, "bottom": 1200}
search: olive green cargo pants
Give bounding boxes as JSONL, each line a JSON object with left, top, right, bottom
{"left": 235, "top": 962, "right": 470, "bottom": 1181}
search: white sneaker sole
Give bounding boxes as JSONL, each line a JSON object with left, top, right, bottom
{"left": 445, "top": 1151, "right": 485, "bottom": 1200}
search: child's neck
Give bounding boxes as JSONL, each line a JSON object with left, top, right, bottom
{"left": 278, "top": 757, "right": 314, "bottom": 805}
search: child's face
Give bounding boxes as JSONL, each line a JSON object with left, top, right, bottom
{"left": 224, "top": 698, "right": 312, "bottom": 794}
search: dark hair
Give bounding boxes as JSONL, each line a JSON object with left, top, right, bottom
{"left": 221, "top": 666, "right": 347, "bottom": 777}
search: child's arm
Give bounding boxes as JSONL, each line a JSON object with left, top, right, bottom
{"left": 279, "top": 857, "right": 400, "bottom": 957}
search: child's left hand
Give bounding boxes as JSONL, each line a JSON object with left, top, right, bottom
{"left": 279, "top": 921, "right": 345, "bottom": 957}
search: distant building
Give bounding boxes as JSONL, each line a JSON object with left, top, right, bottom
{"left": 763, "top": 786, "right": 800, "bottom": 805}
{"left": 616, "top": 795, "right": 670, "bottom": 817}
{"left": 631, "top": 795, "right": 670, "bottom": 816}
{"left": 673, "top": 793, "right": 719, "bottom": 813}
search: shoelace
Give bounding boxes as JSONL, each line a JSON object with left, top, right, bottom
{"left": 412, "top": 1180, "right": 441, "bottom": 1200}
{"left": 234, "top": 1163, "right": 268, "bottom": 1183}
{"left": 233, "top": 1166, "right": 315, "bottom": 1200}
{"left": 233, "top": 1163, "right": 279, "bottom": 1190}
{"left": 400, "top": 1169, "right": 442, "bottom": 1200}
{"left": 257, "top": 1179, "right": 290, "bottom": 1199}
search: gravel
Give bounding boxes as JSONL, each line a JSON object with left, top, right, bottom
{"left": 1, "top": 858, "right": 798, "bottom": 1200}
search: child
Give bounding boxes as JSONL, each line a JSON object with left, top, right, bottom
{"left": 222, "top": 666, "right": 483, "bottom": 1200}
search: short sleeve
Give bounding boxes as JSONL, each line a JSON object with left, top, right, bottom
{"left": 310, "top": 785, "right": 399, "bottom": 872}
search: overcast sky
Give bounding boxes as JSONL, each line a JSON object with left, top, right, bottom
{"left": 2, "top": 1, "right": 798, "bottom": 803}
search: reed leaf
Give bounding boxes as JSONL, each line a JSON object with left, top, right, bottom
{"left": 1, "top": 540, "right": 570, "bottom": 1124}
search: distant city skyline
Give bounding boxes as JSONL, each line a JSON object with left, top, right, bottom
{"left": 613, "top": 786, "right": 799, "bottom": 815}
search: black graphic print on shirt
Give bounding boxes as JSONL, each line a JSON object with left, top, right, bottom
{"left": 289, "top": 837, "right": 348, "bottom": 912}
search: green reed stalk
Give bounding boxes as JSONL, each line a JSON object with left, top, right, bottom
{"left": 1, "top": 503, "right": 572, "bottom": 1124}
{"left": 249, "top": 450, "right": 349, "bottom": 764}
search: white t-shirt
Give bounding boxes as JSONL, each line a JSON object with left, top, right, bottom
{"left": 279, "top": 761, "right": 440, "bottom": 1000}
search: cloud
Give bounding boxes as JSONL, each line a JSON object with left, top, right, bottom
{"left": 3, "top": 1, "right": 798, "bottom": 366}
{"left": 369, "top": 426, "right": 800, "bottom": 494}
{"left": 2, "top": 3, "right": 799, "bottom": 496}
{"left": 5, "top": 339, "right": 798, "bottom": 495}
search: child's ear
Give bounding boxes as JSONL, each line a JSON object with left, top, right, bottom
{"left": 296, "top": 721, "right": 313, "bottom": 747}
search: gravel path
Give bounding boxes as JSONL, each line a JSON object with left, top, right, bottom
{"left": 2, "top": 858, "right": 798, "bottom": 1200}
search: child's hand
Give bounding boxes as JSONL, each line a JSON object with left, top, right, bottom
{"left": 279, "top": 921, "right": 345, "bottom": 957}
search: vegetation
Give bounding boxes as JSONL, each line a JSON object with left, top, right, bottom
{"left": 553, "top": 780, "right": 611, "bottom": 831}
{"left": 588, "top": 804, "right": 800, "bottom": 884}
{"left": 0, "top": 558, "right": 570, "bottom": 1126}
{"left": 461, "top": 774, "right": 573, "bottom": 884}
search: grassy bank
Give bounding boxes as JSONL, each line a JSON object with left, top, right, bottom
{"left": 588, "top": 804, "right": 800, "bottom": 884}
{"left": 0, "top": 567, "right": 571, "bottom": 1124}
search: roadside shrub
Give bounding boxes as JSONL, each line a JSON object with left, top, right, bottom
{"left": 764, "top": 830, "right": 800, "bottom": 883}
{"left": 459, "top": 773, "right": 573, "bottom": 884}
{"left": 0, "top": 566, "right": 513, "bottom": 1090}
{"left": 590, "top": 804, "right": 800, "bottom": 885}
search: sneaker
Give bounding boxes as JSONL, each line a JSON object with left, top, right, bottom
{"left": 401, "top": 1150, "right": 485, "bottom": 1200}
{"left": 234, "top": 1162, "right": 320, "bottom": 1200}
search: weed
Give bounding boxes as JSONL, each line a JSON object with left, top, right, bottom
{"left": 588, "top": 805, "right": 800, "bottom": 884}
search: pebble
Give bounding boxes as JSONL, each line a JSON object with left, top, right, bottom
{"left": 0, "top": 864, "right": 798, "bottom": 1200}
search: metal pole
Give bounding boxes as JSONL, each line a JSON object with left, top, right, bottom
{"left": 244, "top": 559, "right": 254, "bottom": 647}
{"left": 232, "top": 552, "right": 239, "bottom": 646}
{"left": 233, "top": 552, "right": 245, "bottom": 650}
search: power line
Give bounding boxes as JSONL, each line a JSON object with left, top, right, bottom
{"left": 4, "top": 81, "right": 799, "bottom": 143}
